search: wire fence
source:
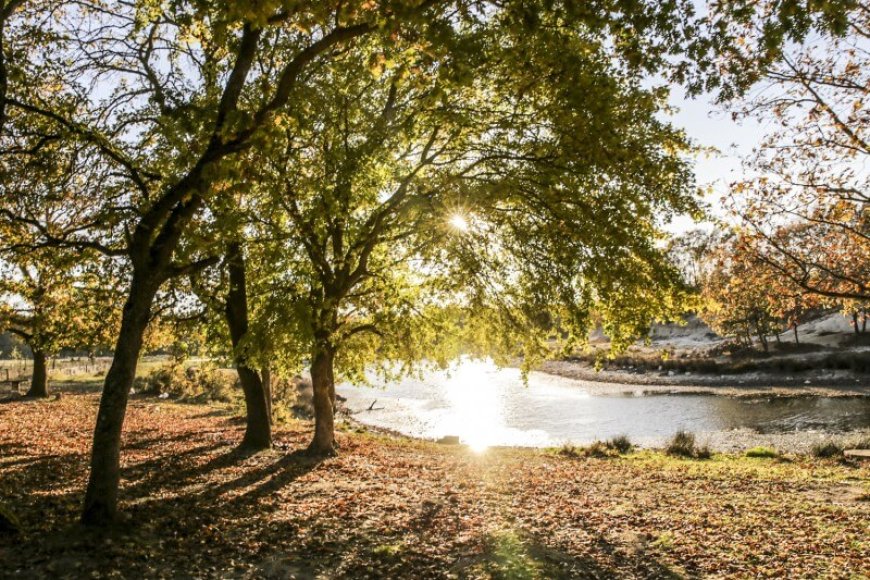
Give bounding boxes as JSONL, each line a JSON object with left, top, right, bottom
{"left": 0, "top": 358, "right": 113, "bottom": 383}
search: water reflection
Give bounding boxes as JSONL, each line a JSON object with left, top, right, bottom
{"left": 338, "top": 360, "right": 870, "bottom": 448}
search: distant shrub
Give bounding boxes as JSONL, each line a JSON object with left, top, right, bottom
{"left": 584, "top": 441, "right": 612, "bottom": 458}
{"left": 666, "top": 430, "right": 696, "bottom": 458}
{"left": 557, "top": 444, "right": 582, "bottom": 459}
{"left": 745, "top": 446, "right": 778, "bottom": 458}
{"left": 695, "top": 445, "right": 713, "bottom": 460}
{"left": 607, "top": 435, "right": 632, "bottom": 454}
{"left": 664, "top": 431, "right": 713, "bottom": 459}
{"left": 811, "top": 441, "right": 844, "bottom": 458}
{"left": 558, "top": 440, "right": 625, "bottom": 459}
{"left": 137, "top": 364, "right": 236, "bottom": 403}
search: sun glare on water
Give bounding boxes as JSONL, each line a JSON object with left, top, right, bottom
{"left": 442, "top": 360, "right": 503, "bottom": 453}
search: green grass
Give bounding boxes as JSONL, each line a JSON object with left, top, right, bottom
{"left": 745, "top": 446, "right": 779, "bottom": 459}
{"left": 469, "top": 530, "right": 574, "bottom": 580}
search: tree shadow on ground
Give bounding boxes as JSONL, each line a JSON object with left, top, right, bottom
{"left": 0, "top": 439, "right": 689, "bottom": 580}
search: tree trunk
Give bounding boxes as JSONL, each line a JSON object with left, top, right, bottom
{"left": 308, "top": 346, "right": 336, "bottom": 455}
{"left": 224, "top": 242, "right": 271, "bottom": 451}
{"left": 26, "top": 349, "right": 48, "bottom": 398}
{"left": 793, "top": 324, "right": 799, "bottom": 344}
{"left": 863, "top": 312, "right": 867, "bottom": 334}
{"left": 260, "top": 367, "right": 273, "bottom": 425}
{"left": 757, "top": 329, "right": 769, "bottom": 354}
{"left": 81, "top": 277, "right": 155, "bottom": 526}
{"left": 853, "top": 312, "right": 860, "bottom": 334}
{"left": 327, "top": 355, "right": 336, "bottom": 410}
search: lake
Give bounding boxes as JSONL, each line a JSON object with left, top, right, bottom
{"left": 337, "top": 360, "right": 870, "bottom": 450}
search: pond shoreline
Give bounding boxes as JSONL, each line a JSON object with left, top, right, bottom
{"left": 535, "top": 359, "right": 870, "bottom": 397}
{"left": 343, "top": 408, "right": 870, "bottom": 455}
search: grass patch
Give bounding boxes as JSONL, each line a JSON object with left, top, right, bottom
{"left": 471, "top": 530, "right": 571, "bottom": 579}
{"left": 651, "top": 532, "right": 675, "bottom": 550}
{"left": 371, "top": 542, "right": 404, "bottom": 560}
{"left": 484, "top": 531, "right": 543, "bottom": 579}
{"left": 745, "top": 446, "right": 779, "bottom": 459}
{"left": 558, "top": 442, "right": 614, "bottom": 459}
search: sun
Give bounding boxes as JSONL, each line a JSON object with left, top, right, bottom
{"left": 448, "top": 213, "right": 469, "bottom": 232}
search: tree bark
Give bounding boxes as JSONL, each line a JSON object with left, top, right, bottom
{"left": 81, "top": 276, "right": 155, "bottom": 526}
{"left": 26, "top": 349, "right": 48, "bottom": 398}
{"left": 224, "top": 242, "right": 271, "bottom": 451}
{"left": 793, "top": 324, "right": 799, "bottom": 344}
{"left": 260, "top": 367, "right": 273, "bottom": 425}
{"left": 757, "top": 328, "right": 769, "bottom": 354}
{"left": 308, "top": 346, "right": 336, "bottom": 455}
{"left": 327, "top": 355, "right": 336, "bottom": 410}
{"left": 852, "top": 313, "right": 860, "bottom": 334}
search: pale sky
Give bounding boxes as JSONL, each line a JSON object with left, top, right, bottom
{"left": 664, "top": 86, "right": 768, "bottom": 234}
{"left": 660, "top": 0, "right": 784, "bottom": 235}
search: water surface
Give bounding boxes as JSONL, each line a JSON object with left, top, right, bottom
{"left": 337, "top": 360, "right": 870, "bottom": 450}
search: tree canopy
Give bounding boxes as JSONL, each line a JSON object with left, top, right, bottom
{"left": 3, "top": 0, "right": 845, "bottom": 527}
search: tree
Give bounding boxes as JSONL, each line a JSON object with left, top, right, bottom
{"left": 0, "top": 103, "right": 121, "bottom": 396}
{"left": 714, "top": 2, "right": 869, "bottom": 304}
{"left": 700, "top": 234, "right": 782, "bottom": 351}
{"left": 0, "top": 246, "right": 119, "bottom": 397}
{"left": 1, "top": 0, "right": 454, "bottom": 525}
{"left": 186, "top": 239, "right": 276, "bottom": 452}
{"left": 667, "top": 228, "right": 723, "bottom": 291}
{"left": 233, "top": 12, "right": 698, "bottom": 454}
{"left": 0, "top": 0, "right": 28, "bottom": 132}
{"left": 0, "top": 0, "right": 703, "bottom": 524}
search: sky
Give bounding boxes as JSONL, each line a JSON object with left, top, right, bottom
{"left": 655, "top": 0, "right": 767, "bottom": 234}
{"left": 662, "top": 86, "right": 769, "bottom": 234}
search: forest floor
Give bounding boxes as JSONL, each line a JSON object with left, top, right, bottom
{"left": 0, "top": 388, "right": 868, "bottom": 579}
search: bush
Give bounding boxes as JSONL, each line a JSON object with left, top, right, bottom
{"left": 557, "top": 440, "right": 626, "bottom": 459}
{"left": 745, "top": 446, "right": 778, "bottom": 458}
{"left": 584, "top": 441, "right": 612, "bottom": 458}
{"left": 812, "top": 441, "right": 844, "bottom": 458}
{"left": 664, "top": 431, "right": 713, "bottom": 459}
{"left": 666, "top": 430, "right": 696, "bottom": 457}
{"left": 557, "top": 444, "right": 582, "bottom": 459}
{"left": 607, "top": 434, "right": 633, "bottom": 454}
{"left": 137, "top": 364, "right": 237, "bottom": 403}
{"left": 695, "top": 445, "right": 713, "bottom": 460}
